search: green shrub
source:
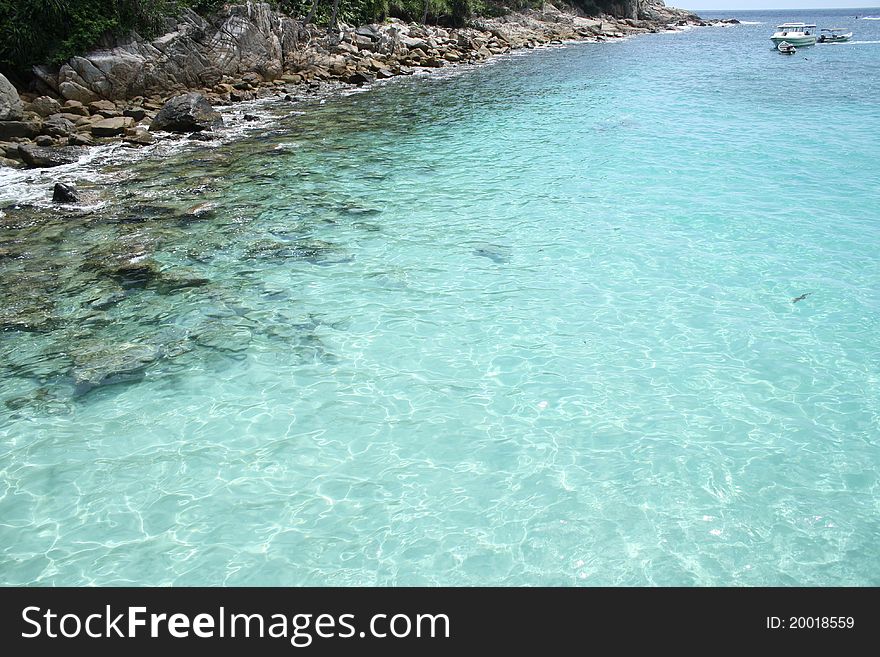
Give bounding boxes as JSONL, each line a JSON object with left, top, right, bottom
{"left": 0, "top": 0, "right": 178, "bottom": 78}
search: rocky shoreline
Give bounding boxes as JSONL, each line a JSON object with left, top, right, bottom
{"left": 0, "top": 2, "right": 740, "bottom": 404}
{"left": 0, "top": 2, "right": 738, "bottom": 171}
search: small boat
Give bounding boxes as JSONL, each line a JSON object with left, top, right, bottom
{"left": 770, "top": 23, "right": 817, "bottom": 47}
{"left": 777, "top": 41, "right": 797, "bottom": 54}
{"left": 818, "top": 28, "right": 853, "bottom": 43}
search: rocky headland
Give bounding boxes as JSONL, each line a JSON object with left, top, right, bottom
{"left": 0, "top": 2, "right": 736, "bottom": 170}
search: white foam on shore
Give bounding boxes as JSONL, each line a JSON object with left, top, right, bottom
{"left": 859, "top": 16, "right": 880, "bottom": 20}
{"left": 738, "top": 21, "right": 763, "bottom": 25}
{"left": 0, "top": 94, "right": 301, "bottom": 207}
{"left": 0, "top": 142, "right": 128, "bottom": 207}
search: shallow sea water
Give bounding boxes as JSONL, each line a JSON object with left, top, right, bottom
{"left": 1, "top": 9, "right": 879, "bottom": 585}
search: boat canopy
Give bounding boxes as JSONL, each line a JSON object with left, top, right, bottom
{"left": 776, "top": 23, "right": 817, "bottom": 28}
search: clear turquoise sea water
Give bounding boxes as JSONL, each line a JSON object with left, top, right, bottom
{"left": 1, "top": 9, "right": 879, "bottom": 586}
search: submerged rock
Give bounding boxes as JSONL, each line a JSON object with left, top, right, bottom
{"left": 70, "top": 341, "right": 161, "bottom": 396}
{"left": 80, "top": 239, "right": 160, "bottom": 287}
{"left": 473, "top": 245, "right": 510, "bottom": 264}
{"left": 245, "top": 238, "right": 349, "bottom": 265}
{"left": 150, "top": 93, "right": 223, "bottom": 133}
{"left": 181, "top": 201, "right": 217, "bottom": 220}
{"left": 87, "top": 289, "right": 127, "bottom": 310}
{"left": 111, "top": 260, "right": 161, "bottom": 288}
{"left": 0, "top": 307, "right": 58, "bottom": 332}
{"left": 154, "top": 268, "right": 211, "bottom": 294}
{"left": 0, "top": 280, "right": 59, "bottom": 332}
{"left": 4, "top": 387, "right": 72, "bottom": 416}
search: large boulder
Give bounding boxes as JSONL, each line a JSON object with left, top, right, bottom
{"left": 89, "top": 99, "right": 119, "bottom": 116}
{"left": 0, "top": 120, "right": 42, "bottom": 139}
{"left": 62, "top": 100, "right": 90, "bottom": 116}
{"left": 58, "top": 80, "right": 99, "bottom": 104}
{"left": 91, "top": 116, "right": 134, "bottom": 137}
{"left": 0, "top": 73, "right": 23, "bottom": 121}
{"left": 28, "top": 96, "right": 62, "bottom": 118}
{"left": 19, "top": 145, "right": 88, "bottom": 168}
{"left": 42, "top": 116, "right": 76, "bottom": 137}
{"left": 40, "top": 4, "right": 300, "bottom": 99}
{"left": 149, "top": 93, "right": 223, "bottom": 133}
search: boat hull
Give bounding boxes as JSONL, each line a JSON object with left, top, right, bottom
{"left": 770, "top": 35, "right": 817, "bottom": 46}
{"left": 818, "top": 34, "right": 852, "bottom": 43}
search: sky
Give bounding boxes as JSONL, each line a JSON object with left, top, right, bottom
{"left": 679, "top": 1, "right": 879, "bottom": 9}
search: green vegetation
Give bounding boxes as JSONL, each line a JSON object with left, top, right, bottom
{"left": 0, "top": 0, "right": 177, "bottom": 77}
{"left": 0, "top": 0, "right": 614, "bottom": 79}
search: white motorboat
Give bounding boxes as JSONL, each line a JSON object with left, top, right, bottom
{"left": 777, "top": 41, "right": 797, "bottom": 54}
{"left": 818, "top": 28, "right": 853, "bottom": 43}
{"left": 770, "top": 23, "right": 817, "bottom": 47}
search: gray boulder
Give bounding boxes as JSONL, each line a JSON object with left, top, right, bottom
{"left": 53, "top": 182, "right": 79, "bottom": 203}
{"left": 68, "top": 133, "right": 96, "bottom": 146}
{"left": 43, "top": 4, "right": 300, "bottom": 100}
{"left": 0, "top": 120, "right": 42, "bottom": 139}
{"left": 123, "top": 107, "right": 147, "bottom": 121}
{"left": 347, "top": 72, "right": 375, "bottom": 86}
{"left": 19, "top": 145, "right": 88, "bottom": 168}
{"left": 123, "top": 129, "right": 156, "bottom": 146}
{"left": 42, "top": 116, "right": 76, "bottom": 137}
{"left": 28, "top": 96, "right": 63, "bottom": 117}
{"left": 91, "top": 116, "right": 134, "bottom": 137}
{"left": 150, "top": 93, "right": 223, "bottom": 133}
{"left": 71, "top": 341, "right": 161, "bottom": 396}
{"left": 0, "top": 73, "right": 23, "bottom": 121}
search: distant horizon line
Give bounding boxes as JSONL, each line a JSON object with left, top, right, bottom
{"left": 683, "top": 6, "right": 880, "bottom": 11}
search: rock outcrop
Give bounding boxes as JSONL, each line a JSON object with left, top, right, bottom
{"left": 51, "top": 4, "right": 299, "bottom": 102}
{"left": 150, "top": 93, "right": 223, "bottom": 132}
{"left": 0, "top": 73, "right": 23, "bottom": 121}
{"left": 639, "top": 0, "right": 702, "bottom": 24}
